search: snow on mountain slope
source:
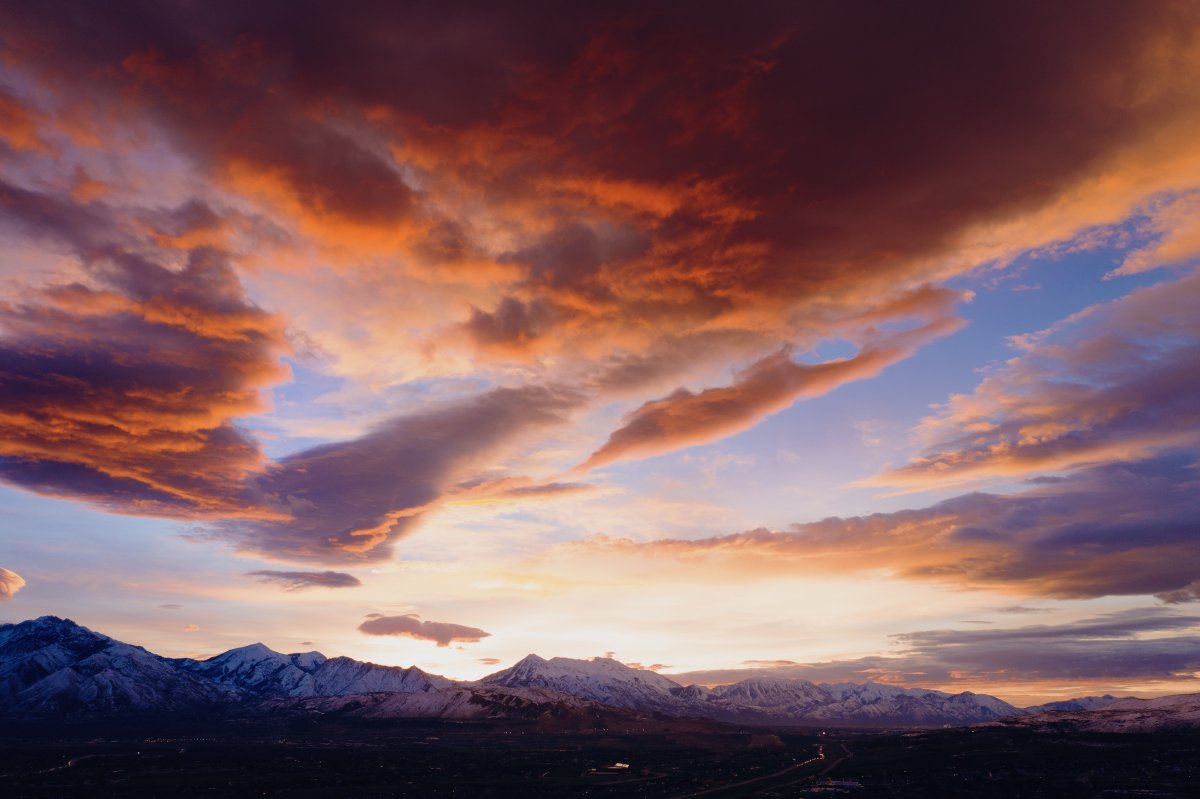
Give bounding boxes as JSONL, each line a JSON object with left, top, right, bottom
{"left": 704, "top": 677, "right": 834, "bottom": 716}
{"left": 690, "top": 677, "right": 1018, "bottom": 725}
{"left": 481, "top": 656, "right": 1019, "bottom": 725}
{"left": 1021, "top": 695, "right": 1120, "bottom": 713}
{"left": 174, "top": 645, "right": 449, "bottom": 697}
{"left": 172, "top": 643, "right": 325, "bottom": 696}
{"left": 265, "top": 684, "right": 592, "bottom": 721}
{"left": 260, "top": 684, "right": 725, "bottom": 734}
{"left": 1001, "top": 693, "right": 1200, "bottom": 733}
{"left": 482, "top": 654, "right": 683, "bottom": 712}
{"left": 309, "top": 655, "right": 451, "bottom": 695}
{"left": 0, "top": 616, "right": 235, "bottom": 717}
{"left": 0, "top": 618, "right": 1137, "bottom": 729}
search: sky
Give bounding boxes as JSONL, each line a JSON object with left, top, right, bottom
{"left": 0, "top": 1, "right": 1198, "bottom": 704}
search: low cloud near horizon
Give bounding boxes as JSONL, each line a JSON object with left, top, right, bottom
{"left": 669, "top": 608, "right": 1200, "bottom": 693}
{"left": 358, "top": 613, "right": 491, "bottom": 648}
{"left": 246, "top": 570, "right": 363, "bottom": 591}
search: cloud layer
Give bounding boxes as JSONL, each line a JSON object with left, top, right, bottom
{"left": 872, "top": 268, "right": 1200, "bottom": 490}
{"left": 0, "top": 184, "right": 288, "bottom": 518}
{"left": 582, "top": 262, "right": 1200, "bottom": 603}
{"left": 358, "top": 613, "right": 491, "bottom": 647}
{"left": 671, "top": 608, "right": 1200, "bottom": 691}
{"left": 0, "top": 2, "right": 1199, "bottom": 575}
{"left": 591, "top": 454, "right": 1200, "bottom": 601}
{"left": 4, "top": 1, "right": 1200, "bottom": 378}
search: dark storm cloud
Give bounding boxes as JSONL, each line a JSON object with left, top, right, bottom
{"left": 358, "top": 613, "right": 491, "bottom": 647}
{"left": 1157, "top": 582, "right": 1200, "bottom": 605}
{"left": 246, "top": 570, "right": 363, "bottom": 591}
{"left": 2, "top": 1, "right": 1198, "bottom": 358}
{"left": 463, "top": 297, "right": 563, "bottom": 355}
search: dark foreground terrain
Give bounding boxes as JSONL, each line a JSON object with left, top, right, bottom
{"left": 2, "top": 718, "right": 1198, "bottom": 798}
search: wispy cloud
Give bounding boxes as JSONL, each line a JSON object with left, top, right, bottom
{"left": 217, "top": 385, "right": 582, "bottom": 562}
{"left": 579, "top": 312, "right": 965, "bottom": 471}
{"left": 246, "top": 570, "right": 362, "bottom": 591}
{"left": 869, "top": 269, "right": 1200, "bottom": 490}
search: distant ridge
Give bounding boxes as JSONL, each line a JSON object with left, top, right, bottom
{"left": 170, "top": 642, "right": 452, "bottom": 697}
{"left": 997, "top": 693, "right": 1200, "bottom": 733}
{"left": 1, "top": 616, "right": 1185, "bottom": 731}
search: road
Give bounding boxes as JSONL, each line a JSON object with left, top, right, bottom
{"left": 671, "top": 743, "right": 837, "bottom": 798}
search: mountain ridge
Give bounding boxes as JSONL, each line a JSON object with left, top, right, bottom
{"left": 0, "top": 616, "right": 1175, "bottom": 730}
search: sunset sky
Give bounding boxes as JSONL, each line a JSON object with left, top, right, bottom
{"left": 1, "top": 1, "right": 1198, "bottom": 704}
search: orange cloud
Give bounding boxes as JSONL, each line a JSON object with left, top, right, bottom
{"left": 2, "top": 2, "right": 1200, "bottom": 568}
{"left": 579, "top": 313, "right": 965, "bottom": 471}
{"left": 0, "top": 567, "right": 25, "bottom": 601}
{"left": 0, "top": 181, "right": 289, "bottom": 518}
{"left": 4, "top": 1, "right": 1198, "bottom": 396}
{"left": 0, "top": 89, "right": 51, "bottom": 155}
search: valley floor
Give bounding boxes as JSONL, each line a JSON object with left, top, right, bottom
{"left": 1, "top": 720, "right": 1198, "bottom": 797}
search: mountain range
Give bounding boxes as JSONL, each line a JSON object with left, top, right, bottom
{"left": 4, "top": 616, "right": 1192, "bottom": 732}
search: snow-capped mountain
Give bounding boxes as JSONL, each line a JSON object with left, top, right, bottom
{"left": 0, "top": 616, "right": 235, "bottom": 717}
{"left": 479, "top": 655, "right": 1021, "bottom": 725}
{"left": 173, "top": 644, "right": 450, "bottom": 697}
{"left": 1021, "top": 694, "right": 1119, "bottom": 713}
{"left": 676, "top": 677, "right": 1019, "bottom": 724}
{"left": 259, "top": 684, "right": 724, "bottom": 734}
{"left": 0, "top": 617, "right": 1141, "bottom": 729}
{"left": 1001, "top": 693, "right": 1200, "bottom": 733}
{"left": 481, "top": 654, "right": 684, "bottom": 712}
{"left": 699, "top": 677, "right": 834, "bottom": 718}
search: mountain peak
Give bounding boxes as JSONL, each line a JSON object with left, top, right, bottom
{"left": 481, "top": 652, "right": 682, "bottom": 712}
{"left": 14, "top": 615, "right": 84, "bottom": 632}
{"left": 222, "top": 642, "right": 281, "bottom": 659}
{"left": 0, "top": 617, "right": 1166, "bottom": 730}
{"left": 0, "top": 615, "right": 109, "bottom": 651}
{"left": 512, "top": 653, "right": 548, "bottom": 666}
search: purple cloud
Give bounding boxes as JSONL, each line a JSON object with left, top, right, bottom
{"left": 672, "top": 608, "right": 1200, "bottom": 689}
{"left": 246, "top": 570, "right": 363, "bottom": 591}
{"left": 358, "top": 613, "right": 491, "bottom": 647}
{"left": 599, "top": 455, "right": 1200, "bottom": 601}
